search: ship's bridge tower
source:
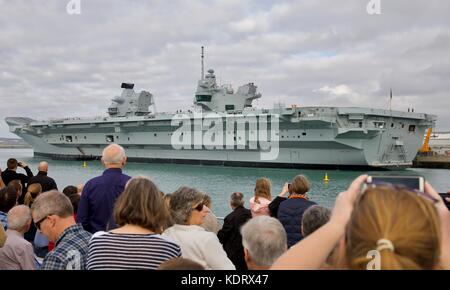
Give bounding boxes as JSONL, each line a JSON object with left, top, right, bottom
{"left": 108, "top": 83, "right": 154, "bottom": 117}
{"left": 194, "top": 69, "right": 261, "bottom": 112}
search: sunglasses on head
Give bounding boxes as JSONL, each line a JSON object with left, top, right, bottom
{"left": 193, "top": 202, "right": 204, "bottom": 212}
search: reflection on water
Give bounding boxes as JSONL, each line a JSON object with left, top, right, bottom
{"left": 1, "top": 148, "right": 449, "bottom": 218}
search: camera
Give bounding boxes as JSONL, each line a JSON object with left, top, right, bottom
{"left": 439, "top": 193, "right": 450, "bottom": 210}
{"left": 366, "top": 175, "right": 425, "bottom": 192}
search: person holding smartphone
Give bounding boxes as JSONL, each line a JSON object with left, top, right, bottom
{"left": 271, "top": 175, "right": 450, "bottom": 270}
{"left": 1, "top": 159, "right": 33, "bottom": 204}
{"left": 277, "top": 175, "right": 317, "bottom": 248}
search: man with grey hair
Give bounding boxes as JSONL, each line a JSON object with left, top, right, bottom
{"left": 301, "top": 205, "right": 331, "bottom": 238}
{"left": 28, "top": 161, "right": 58, "bottom": 193}
{"left": 218, "top": 192, "right": 252, "bottom": 270}
{"left": 241, "top": 216, "right": 287, "bottom": 270}
{"left": 32, "top": 190, "right": 91, "bottom": 270}
{"left": 77, "top": 144, "right": 131, "bottom": 233}
{"left": 0, "top": 205, "right": 36, "bottom": 269}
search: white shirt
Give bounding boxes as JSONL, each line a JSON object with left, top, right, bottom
{"left": 163, "top": 224, "right": 235, "bottom": 270}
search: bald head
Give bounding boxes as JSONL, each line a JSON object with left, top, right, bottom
{"left": 38, "top": 161, "right": 49, "bottom": 172}
{"left": 8, "top": 205, "right": 32, "bottom": 232}
{"left": 101, "top": 144, "right": 126, "bottom": 168}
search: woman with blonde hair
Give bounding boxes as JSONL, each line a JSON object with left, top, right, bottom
{"left": 24, "top": 183, "right": 42, "bottom": 207}
{"left": 249, "top": 178, "right": 272, "bottom": 217}
{"left": 271, "top": 175, "right": 450, "bottom": 270}
{"left": 23, "top": 183, "right": 43, "bottom": 243}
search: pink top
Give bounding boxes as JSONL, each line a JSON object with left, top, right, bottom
{"left": 249, "top": 197, "right": 271, "bottom": 217}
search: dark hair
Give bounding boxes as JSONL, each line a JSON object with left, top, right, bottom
{"left": 0, "top": 187, "right": 18, "bottom": 213}
{"left": 230, "top": 192, "right": 244, "bottom": 208}
{"left": 62, "top": 186, "right": 78, "bottom": 198}
{"left": 69, "top": 194, "right": 80, "bottom": 214}
{"left": 7, "top": 158, "right": 17, "bottom": 170}
{"left": 8, "top": 180, "right": 22, "bottom": 198}
{"left": 157, "top": 258, "right": 204, "bottom": 270}
{"left": 114, "top": 177, "right": 168, "bottom": 233}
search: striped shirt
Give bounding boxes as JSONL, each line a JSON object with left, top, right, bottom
{"left": 87, "top": 232, "right": 181, "bottom": 270}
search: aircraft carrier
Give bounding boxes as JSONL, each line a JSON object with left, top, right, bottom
{"left": 5, "top": 52, "right": 436, "bottom": 169}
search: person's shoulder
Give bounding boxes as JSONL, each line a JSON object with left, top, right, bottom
{"left": 28, "top": 175, "right": 38, "bottom": 181}
{"left": 83, "top": 174, "right": 105, "bottom": 187}
{"left": 153, "top": 234, "right": 181, "bottom": 248}
{"left": 303, "top": 199, "right": 317, "bottom": 206}
{"left": 260, "top": 197, "right": 272, "bottom": 205}
{"left": 235, "top": 206, "right": 251, "bottom": 215}
{"left": 89, "top": 231, "right": 111, "bottom": 244}
{"left": 43, "top": 247, "right": 66, "bottom": 263}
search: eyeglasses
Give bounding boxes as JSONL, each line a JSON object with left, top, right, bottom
{"left": 35, "top": 215, "right": 51, "bottom": 231}
{"left": 193, "top": 202, "right": 204, "bottom": 212}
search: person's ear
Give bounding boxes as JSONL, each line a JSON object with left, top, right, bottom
{"left": 26, "top": 218, "right": 32, "bottom": 231}
{"left": 47, "top": 215, "right": 57, "bottom": 229}
{"left": 244, "top": 248, "right": 250, "bottom": 263}
{"left": 301, "top": 224, "right": 304, "bottom": 237}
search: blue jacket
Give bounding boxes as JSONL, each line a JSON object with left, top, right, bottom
{"left": 277, "top": 197, "right": 317, "bottom": 248}
{"left": 76, "top": 168, "right": 131, "bottom": 233}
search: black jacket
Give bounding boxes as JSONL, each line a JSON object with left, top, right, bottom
{"left": 28, "top": 171, "right": 58, "bottom": 193}
{"left": 278, "top": 197, "right": 317, "bottom": 248}
{"left": 1, "top": 167, "right": 33, "bottom": 204}
{"left": 217, "top": 206, "right": 252, "bottom": 270}
{"left": 268, "top": 196, "right": 287, "bottom": 218}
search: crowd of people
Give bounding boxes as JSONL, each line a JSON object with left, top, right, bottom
{"left": 0, "top": 143, "right": 449, "bottom": 270}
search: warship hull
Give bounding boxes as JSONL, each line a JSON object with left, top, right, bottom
{"left": 6, "top": 106, "right": 435, "bottom": 170}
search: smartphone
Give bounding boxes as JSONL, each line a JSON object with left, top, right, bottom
{"left": 366, "top": 175, "right": 425, "bottom": 192}
{"left": 439, "top": 193, "right": 450, "bottom": 210}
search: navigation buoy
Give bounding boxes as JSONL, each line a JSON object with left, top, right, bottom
{"left": 323, "top": 173, "right": 329, "bottom": 182}
{"left": 82, "top": 161, "right": 88, "bottom": 168}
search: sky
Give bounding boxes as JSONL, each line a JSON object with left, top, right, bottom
{"left": 0, "top": 0, "right": 449, "bottom": 137}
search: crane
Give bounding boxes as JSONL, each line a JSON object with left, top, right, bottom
{"left": 419, "top": 127, "right": 432, "bottom": 155}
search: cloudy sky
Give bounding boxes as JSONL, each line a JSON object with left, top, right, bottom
{"left": 1, "top": 0, "right": 449, "bottom": 137}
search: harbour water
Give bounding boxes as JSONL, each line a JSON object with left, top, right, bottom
{"left": 1, "top": 148, "right": 449, "bottom": 218}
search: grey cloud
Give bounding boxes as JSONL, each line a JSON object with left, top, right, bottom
{"left": 0, "top": 0, "right": 449, "bottom": 138}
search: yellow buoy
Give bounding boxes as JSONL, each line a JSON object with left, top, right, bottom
{"left": 323, "top": 173, "right": 329, "bottom": 182}
{"left": 82, "top": 161, "right": 88, "bottom": 168}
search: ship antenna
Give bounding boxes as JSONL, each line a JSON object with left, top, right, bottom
{"left": 389, "top": 88, "right": 392, "bottom": 111}
{"left": 201, "top": 46, "right": 205, "bottom": 80}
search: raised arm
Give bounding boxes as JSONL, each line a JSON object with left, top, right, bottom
{"left": 0, "top": 168, "right": 5, "bottom": 189}
{"left": 271, "top": 175, "right": 367, "bottom": 270}
{"left": 424, "top": 182, "right": 450, "bottom": 269}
